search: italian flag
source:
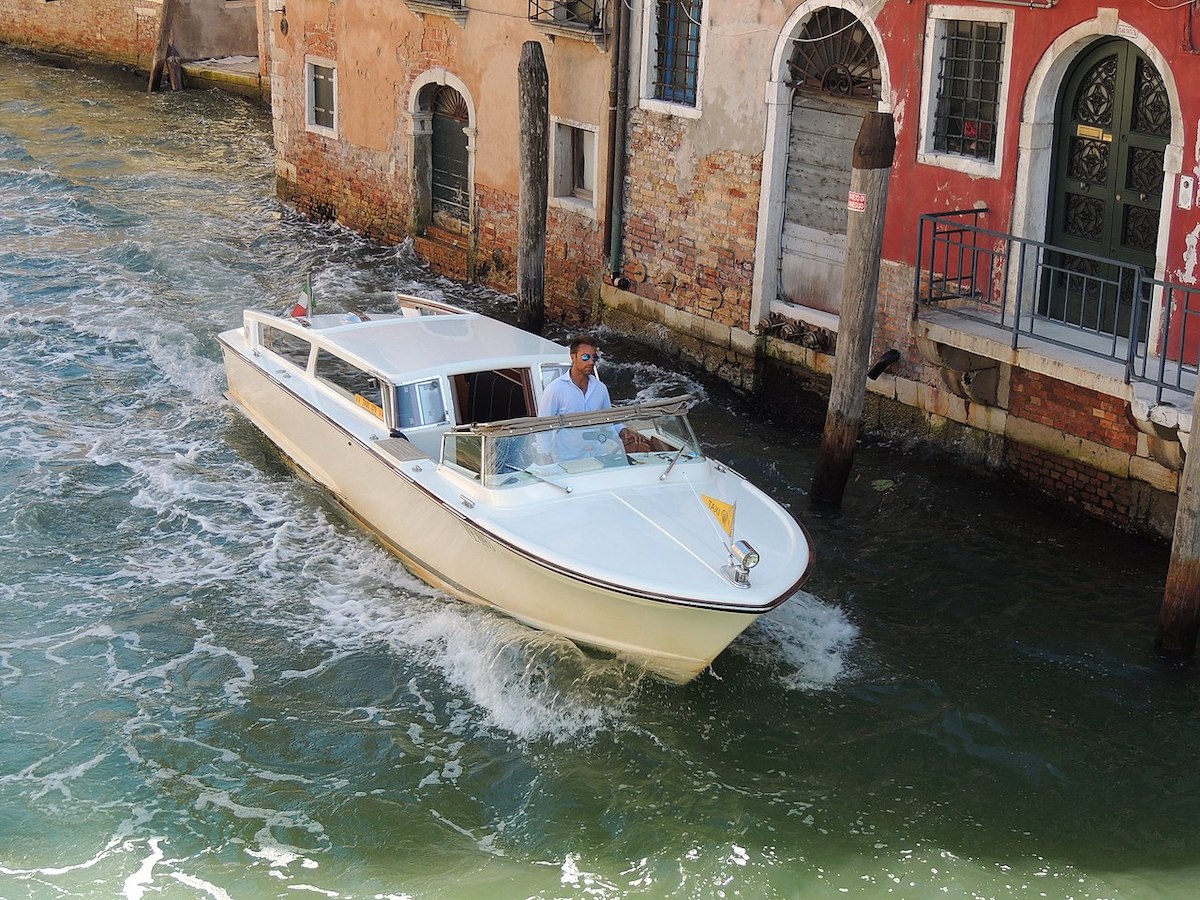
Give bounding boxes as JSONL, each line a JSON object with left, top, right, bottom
{"left": 291, "top": 275, "right": 314, "bottom": 318}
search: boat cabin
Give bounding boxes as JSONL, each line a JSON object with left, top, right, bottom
{"left": 238, "top": 299, "right": 701, "bottom": 488}
{"left": 242, "top": 301, "right": 573, "bottom": 460}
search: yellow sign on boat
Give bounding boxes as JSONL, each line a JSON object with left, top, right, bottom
{"left": 354, "top": 393, "right": 384, "bottom": 419}
{"left": 702, "top": 495, "right": 736, "bottom": 537}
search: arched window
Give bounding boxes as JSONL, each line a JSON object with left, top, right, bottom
{"left": 786, "top": 7, "right": 881, "bottom": 101}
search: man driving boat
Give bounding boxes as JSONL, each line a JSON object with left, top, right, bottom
{"left": 537, "top": 336, "right": 651, "bottom": 458}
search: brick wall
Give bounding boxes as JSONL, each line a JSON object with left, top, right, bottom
{"left": 1006, "top": 441, "right": 1138, "bottom": 527}
{"left": 872, "top": 259, "right": 922, "bottom": 375}
{"left": 620, "top": 109, "right": 760, "bottom": 332}
{"left": 0, "top": 1, "right": 160, "bottom": 71}
{"left": 476, "top": 201, "right": 605, "bottom": 326}
{"left": 280, "top": 133, "right": 408, "bottom": 245}
{"left": 1009, "top": 369, "right": 1138, "bottom": 455}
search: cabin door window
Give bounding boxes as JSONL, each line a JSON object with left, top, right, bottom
{"left": 1042, "top": 38, "right": 1169, "bottom": 340}
{"left": 396, "top": 379, "right": 449, "bottom": 430}
{"left": 778, "top": 8, "right": 881, "bottom": 316}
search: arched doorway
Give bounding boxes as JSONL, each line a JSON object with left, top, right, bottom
{"left": 411, "top": 77, "right": 475, "bottom": 236}
{"left": 1042, "top": 38, "right": 1170, "bottom": 338}
{"left": 779, "top": 7, "right": 882, "bottom": 315}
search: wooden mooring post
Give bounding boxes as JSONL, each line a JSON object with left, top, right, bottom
{"left": 516, "top": 41, "right": 548, "bottom": 335}
{"left": 810, "top": 112, "right": 896, "bottom": 506}
{"left": 1157, "top": 396, "right": 1200, "bottom": 656}
{"left": 147, "top": 0, "right": 179, "bottom": 93}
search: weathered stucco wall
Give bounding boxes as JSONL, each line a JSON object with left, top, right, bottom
{"left": 0, "top": 0, "right": 262, "bottom": 71}
{"left": 173, "top": 0, "right": 259, "bottom": 61}
{"left": 268, "top": 0, "right": 612, "bottom": 320}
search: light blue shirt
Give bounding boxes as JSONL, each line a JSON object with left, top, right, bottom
{"left": 538, "top": 372, "right": 612, "bottom": 417}
{"left": 536, "top": 372, "right": 619, "bottom": 462}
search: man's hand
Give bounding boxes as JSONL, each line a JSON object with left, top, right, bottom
{"left": 620, "top": 428, "right": 652, "bottom": 453}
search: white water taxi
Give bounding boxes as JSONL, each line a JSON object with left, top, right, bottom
{"left": 218, "top": 295, "right": 814, "bottom": 682}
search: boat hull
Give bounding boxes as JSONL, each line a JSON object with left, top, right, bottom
{"left": 221, "top": 342, "right": 767, "bottom": 682}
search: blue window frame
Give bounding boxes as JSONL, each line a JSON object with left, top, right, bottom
{"left": 654, "top": 0, "right": 702, "bottom": 106}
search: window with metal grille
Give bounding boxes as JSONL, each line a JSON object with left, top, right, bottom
{"left": 932, "top": 20, "right": 1004, "bottom": 162}
{"left": 307, "top": 61, "right": 336, "bottom": 134}
{"left": 528, "top": 0, "right": 600, "bottom": 29}
{"left": 653, "top": 0, "right": 703, "bottom": 106}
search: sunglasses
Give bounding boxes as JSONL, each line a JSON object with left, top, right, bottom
{"left": 578, "top": 352, "right": 601, "bottom": 361}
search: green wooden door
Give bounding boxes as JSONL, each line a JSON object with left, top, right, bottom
{"left": 431, "top": 86, "right": 470, "bottom": 230}
{"left": 1043, "top": 39, "right": 1169, "bottom": 339}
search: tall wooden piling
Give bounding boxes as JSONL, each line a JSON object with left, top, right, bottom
{"left": 147, "top": 0, "right": 179, "bottom": 93}
{"left": 1157, "top": 397, "right": 1200, "bottom": 656}
{"left": 810, "top": 112, "right": 896, "bottom": 506}
{"left": 517, "top": 41, "right": 549, "bottom": 335}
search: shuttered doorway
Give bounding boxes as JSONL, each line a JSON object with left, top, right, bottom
{"left": 431, "top": 85, "right": 470, "bottom": 231}
{"left": 780, "top": 8, "right": 881, "bottom": 315}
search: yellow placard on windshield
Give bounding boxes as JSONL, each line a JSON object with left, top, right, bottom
{"left": 354, "top": 393, "right": 384, "bottom": 419}
{"left": 702, "top": 495, "right": 736, "bottom": 537}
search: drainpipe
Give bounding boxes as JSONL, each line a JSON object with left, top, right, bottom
{"left": 603, "top": 0, "right": 631, "bottom": 287}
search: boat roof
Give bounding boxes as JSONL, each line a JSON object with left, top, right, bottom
{"left": 247, "top": 302, "right": 570, "bottom": 383}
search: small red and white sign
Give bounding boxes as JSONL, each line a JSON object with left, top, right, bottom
{"left": 847, "top": 190, "right": 867, "bottom": 212}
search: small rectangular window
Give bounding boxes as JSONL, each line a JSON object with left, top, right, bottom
{"left": 553, "top": 122, "right": 596, "bottom": 205}
{"left": 307, "top": 60, "right": 337, "bottom": 135}
{"left": 261, "top": 326, "right": 312, "bottom": 369}
{"left": 932, "top": 19, "right": 1005, "bottom": 162}
{"left": 396, "top": 379, "right": 448, "bottom": 429}
{"left": 654, "top": 0, "right": 703, "bottom": 107}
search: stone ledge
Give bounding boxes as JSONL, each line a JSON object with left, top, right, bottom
{"left": 402, "top": 0, "right": 467, "bottom": 25}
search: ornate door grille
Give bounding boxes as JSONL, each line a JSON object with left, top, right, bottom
{"left": 1043, "top": 39, "right": 1169, "bottom": 339}
{"left": 786, "top": 7, "right": 881, "bottom": 101}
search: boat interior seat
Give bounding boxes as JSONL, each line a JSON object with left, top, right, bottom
{"left": 461, "top": 370, "right": 529, "bottom": 423}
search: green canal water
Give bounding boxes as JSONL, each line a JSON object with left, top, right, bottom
{"left": 1, "top": 47, "right": 1197, "bottom": 898}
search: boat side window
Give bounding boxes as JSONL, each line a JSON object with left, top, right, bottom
{"left": 314, "top": 348, "right": 384, "bottom": 420}
{"left": 396, "top": 379, "right": 449, "bottom": 429}
{"left": 261, "top": 325, "right": 312, "bottom": 370}
{"left": 539, "top": 363, "right": 569, "bottom": 391}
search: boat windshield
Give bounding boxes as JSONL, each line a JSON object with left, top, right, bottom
{"left": 438, "top": 397, "right": 703, "bottom": 488}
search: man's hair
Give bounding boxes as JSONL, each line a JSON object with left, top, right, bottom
{"left": 569, "top": 335, "right": 600, "bottom": 354}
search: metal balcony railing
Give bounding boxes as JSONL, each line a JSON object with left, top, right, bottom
{"left": 913, "top": 209, "right": 1200, "bottom": 402}
{"left": 528, "top": 0, "right": 602, "bottom": 31}
{"left": 1129, "top": 276, "right": 1200, "bottom": 403}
